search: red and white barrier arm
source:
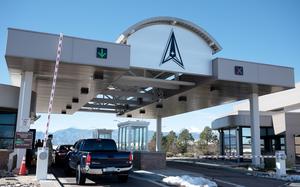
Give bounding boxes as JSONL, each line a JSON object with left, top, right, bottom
{"left": 43, "top": 33, "right": 63, "bottom": 147}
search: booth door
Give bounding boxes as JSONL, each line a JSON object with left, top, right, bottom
{"left": 295, "top": 136, "right": 300, "bottom": 164}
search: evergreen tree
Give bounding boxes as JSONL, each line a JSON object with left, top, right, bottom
{"left": 176, "top": 129, "right": 194, "bottom": 154}
{"left": 165, "top": 131, "right": 177, "bottom": 153}
{"left": 199, "top": 126, "right": 218, "bottom": 145}
{"left": 148, "top": 132, "right": 164, "bottom": 152}
{"left": 197, "top": 126, "right": 219, "bottom": 155}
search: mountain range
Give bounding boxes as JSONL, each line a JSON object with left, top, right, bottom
{"left": 35, "top": 128, "right": 200, "bottom": 146}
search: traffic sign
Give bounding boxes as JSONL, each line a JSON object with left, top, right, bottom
{"left": 97, "top": 47, "right": 107, "bottom": 59}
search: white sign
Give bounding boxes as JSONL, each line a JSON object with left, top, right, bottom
{"left": 127, "top": 25, "right": 213, "bottom": 75}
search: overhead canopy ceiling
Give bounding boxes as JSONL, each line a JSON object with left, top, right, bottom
{"left": 5, "top": 17, "right": 295, "bottom": 119}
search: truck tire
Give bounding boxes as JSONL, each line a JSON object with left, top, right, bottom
{"left": 118, "top": 174, "right": 128, "bottom": 183}
{"left": 76, "top": 164, "right": 86, "bottom": 185}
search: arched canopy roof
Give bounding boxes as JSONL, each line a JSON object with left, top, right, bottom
{"left": 116, "top": 16, "right": 222, "bottom": 54}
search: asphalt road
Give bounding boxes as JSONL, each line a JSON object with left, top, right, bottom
{"left": 167, "top": 161, "right": 289, "bottom": 187}
{"left": 50, "top": 167, "right": 163, "bottom": 187}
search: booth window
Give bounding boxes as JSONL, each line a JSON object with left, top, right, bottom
{"left": 241, "top": 127, "right": 285, "bottom": 155}
{"left": 242, "top": 127, "right": 251, "bottom": 155}
{"left": 0, "top": 113, "right": 17, "bottom": 149}
{"left": 223, "top": 129, "right": 237, "bottom": 156}
{"left": 280, "top": 137, "right": 285, "bottom": 151}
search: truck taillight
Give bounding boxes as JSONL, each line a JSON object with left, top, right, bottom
{"left": 86, "top": 153, "right": 91, "bottom": 165}
{"left": 129, "top": 152, "right": 133, "bottom": 161}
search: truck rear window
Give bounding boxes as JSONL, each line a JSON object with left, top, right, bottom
{"left": 82, "top": 139, "right": 117, "bottom": 151}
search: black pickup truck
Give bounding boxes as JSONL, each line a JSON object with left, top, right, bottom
{"left": 66, "top": 138, "right": 132, "bottom": 185}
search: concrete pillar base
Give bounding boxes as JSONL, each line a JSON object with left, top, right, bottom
{"left": 133, "top": 151, "right": 166, "bottom": 170}
{"left": 156, "top": 117, "right": 162, "bottom": 152}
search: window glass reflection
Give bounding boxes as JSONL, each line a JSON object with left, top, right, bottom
{"left": 0, "top": 112, "right": 17, "bottom": 149}
{"left": 0, "top": 125, "right": 15, "bottom": 138}
{"left": 223, "top": 127, "right": 286, "bottom": 157}
{"left": 242, "top": 127, "right": 252, "bottom": 155}
{"left": 0, "top": 114, "right": 16, "bottom": 124}
{"left": 222, "top": 129, "right": 237, "bottom": 156}
{"left": 242, "top": 128, "right": 251, "bottom": 136}
{"left": 242, "top": 137, "right": 251, "bottom": 144}
{"left": 0, "top": 139, "right": 14, "bottom": 149}
{"left": 268, "top": 128, "right": 275, "bottom": 136}
{"left": 260, "top": 128, "right": 266, "bottom": 136}
{"left": 280, "top": 137, "right": 285, "bottom": 144}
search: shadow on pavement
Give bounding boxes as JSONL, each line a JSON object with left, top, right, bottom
{"left": 50, "top": 166, "right": 147, "bottom": 187}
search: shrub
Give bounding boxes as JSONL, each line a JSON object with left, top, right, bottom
{"left": 183, "top": 152, "right": 194, "bottom": 157}
{"left": 166, "top": 152, "right": 174, "bottom": 157}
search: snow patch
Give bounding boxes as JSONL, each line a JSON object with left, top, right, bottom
{"left": 162, "top": 175, "right": 217, "bottom": 187}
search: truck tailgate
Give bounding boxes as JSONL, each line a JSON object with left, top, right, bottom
{"left": 89, "top": 151, "right": 131, "bottom": 168}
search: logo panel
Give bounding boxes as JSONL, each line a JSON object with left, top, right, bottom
{"left": 160, "top": 30, "right": 184, "bottom": 69}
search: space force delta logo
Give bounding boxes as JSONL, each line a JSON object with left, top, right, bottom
{"left": 160, "top": 30, "right": 185, "bottom": 69}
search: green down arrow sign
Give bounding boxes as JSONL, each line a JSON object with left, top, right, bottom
{"left": 96, "top": 47, "right": 107, "bottom": 59}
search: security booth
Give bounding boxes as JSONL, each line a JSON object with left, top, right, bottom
{"left": 212, "top": 111, "right": 286, "bottom": 164}
{"left": 117, "top": 121, "right": 149, "bottom": 151}
{"left": 213, "top": 83, "right": 300, "bottom": 167}
{"left": 0, "top": 84, "right": 36, "bottom": 170}
{"left": 117, "top": 120, "right": 165, "bottom": 169}
{"left": 213, "top": 112, "right": 292, "bottom": 168}
{"left": 93, "top": 129, "right": 113, "bottom": 139}
{"left": 0, "top": 84, "right": 19, "bottom": 170}
{"left": 4, "top": 16, "right": 295, "bottom": 171}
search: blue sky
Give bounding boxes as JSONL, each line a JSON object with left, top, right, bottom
{"left": 0, "top": 0, "right": 300, "bottom": 133}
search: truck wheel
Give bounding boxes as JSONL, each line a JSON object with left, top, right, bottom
{"left": 76, "top": 164, "right": 86, "bottom": 185}
{"left": 118, "top": 174, "right": 128, "bottom": 183}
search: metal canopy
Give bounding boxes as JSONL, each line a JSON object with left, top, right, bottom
{"left": 116, "top": 16, "right": 222, "bottom": 54}
{"left": 5, "top": 18, "right": 295, "bottom": 119}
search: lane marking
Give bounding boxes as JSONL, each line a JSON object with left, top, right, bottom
{"left": 130, "top": 175, "right": 169, "bottom": 187}
{"left": 213, "top": 178, "right": 245, "bottom": 187}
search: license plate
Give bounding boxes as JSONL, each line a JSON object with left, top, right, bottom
{"left": 104, "top": 167, "right": 116, "bottom": 172}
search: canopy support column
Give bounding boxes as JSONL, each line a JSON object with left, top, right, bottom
{"left": 250, "top": 92, "right": 261, "bottom": 166}
{"left": 16, "top": 71, "right": 33, "bottom": 168}
{"left": 156, "top": 116, "right": 162, "bottom": 152}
